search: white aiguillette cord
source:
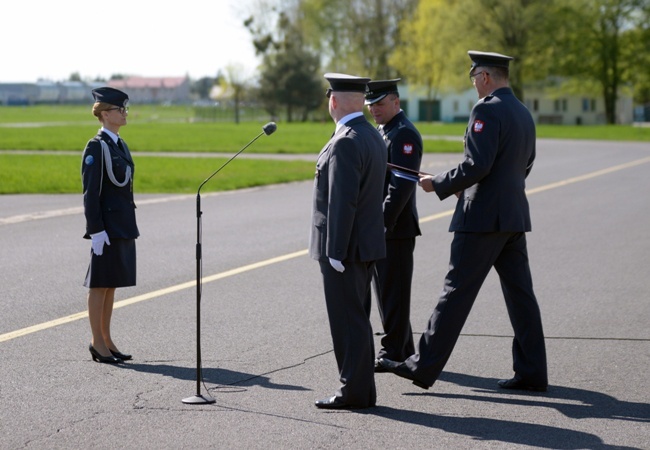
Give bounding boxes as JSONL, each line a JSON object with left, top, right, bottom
{"left": 100, "top": 139, "right": 132, "bottom": 188}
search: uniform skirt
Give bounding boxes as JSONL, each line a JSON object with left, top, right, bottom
{"left": 84, "top": 238, "right": 136, "bottom": 288}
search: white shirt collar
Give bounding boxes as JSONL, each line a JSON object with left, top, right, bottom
{"left": 100, "top": 127, "right": 120, "bottom": 145}
{"left": 335, "top": 111, "right": 364, "bottom": 133}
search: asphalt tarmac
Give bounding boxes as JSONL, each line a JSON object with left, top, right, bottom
{"left": 1, "top": 139, "right": 649, "bottom": 449}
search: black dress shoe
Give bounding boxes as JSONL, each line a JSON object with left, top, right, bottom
{"left": 374, "top": 359, "right": 389, "bottom": 373}
{"left": 377, "top": 358, "right": 430, "bottom": 390}
{"left": 497, "top": 377, "right": 547, "bottom": 392}
{"left": 314, "top": 396, "right": 373, "bottom": 410}
{"left": 89, "top": 345, "right": 122, "bottom": 364}
{"left": 110, "top": 349, "right": 132, "bottom": 361}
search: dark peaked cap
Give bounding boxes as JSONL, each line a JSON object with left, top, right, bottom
{"left": 91, "top": 87, "right": 129, "bottom": 107}
{"left": 468, "top": 50, "right": 514, "bottom": 71}
{"left": 324, "top": 73, "right": 370, "bottom": 93}
{"left": 365, "top": 78, "right": 401, "bottom": 105}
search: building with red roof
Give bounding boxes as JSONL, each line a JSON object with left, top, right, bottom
{"left": 108, "top": 76, "right": 191, "bottom": 104}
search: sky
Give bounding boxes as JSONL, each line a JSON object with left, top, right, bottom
{"left": 2, "top": 0, "right": 260, "bottom": 83}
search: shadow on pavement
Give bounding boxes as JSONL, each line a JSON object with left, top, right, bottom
{"left": 434, "top": 371, "right": 650, "bottom": 423}
{"left": 119, "top": 362, "right": 309, "bottom": 391}
{"left": 118, "top": 364, "right": 647, "bottom": 448}
{"left": 365, "top": 405, "right": 638, "bottom": 449}
{"left": 357, "top": 371, "right": 646, "bottom": 449}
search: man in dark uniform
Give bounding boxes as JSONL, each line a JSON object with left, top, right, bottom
{"left": 365, "top": 79, "right": 423, "bottom": 369}
{"left": 310, "top": 73, "right": 387, "bottom": 409}
{"left": 378, "top": 51, "right": 548, "bottom": 392}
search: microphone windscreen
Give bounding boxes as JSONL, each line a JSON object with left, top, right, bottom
{"left": 263, "top": 122, "right": 277, "bottom": 136}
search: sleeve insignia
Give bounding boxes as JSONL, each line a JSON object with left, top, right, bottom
{"left": 85, "top": 155, "right": 94, "bottom": 166}
{"left": 402, "top": 143, "right": 414, "bottom": 155}
{"left": 473, "top": 120, "right": 485, "bottom": 133}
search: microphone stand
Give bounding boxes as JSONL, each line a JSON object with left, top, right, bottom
{"left": 182, "top": 123, "right": 276, "bottom": 405}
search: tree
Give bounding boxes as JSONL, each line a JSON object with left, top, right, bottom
{"left": 222, "top": 64, "right": 252, "bottom": 124}
{"left": 459, "top": 0, "right": 557, "bottom": 100}
{"left": 392, "top": 0, "right": 555, "bottom": 101}
{"left": 626, "top": 24, "right": 650, "bottom": 106}
{"left": 243, "top": 0, "right": 418, "bottom": 86}
{"left": 191, "top": 76, "right": 220, "bottom": 100}
{"left": 241, "top": 0, "right": 649, "bottom": 124}
{"left": 245, "top": 7, "right": 323, "bottom": 121}
{"left": 622, "top": 2, "right": 650, "bottom": 107}
{"left": 390, "top": 0, "right": 467, "bottom": 105}
{"left": 550, "top": 0, "right": 649, "bottom": 123}
{"left": 258, "top": 47, "right": 322, "bottom": 122}
{"left": 300, "top": 0, "right": 418, "bottom": 79}
{"left": 451, "top": 0, "right": 650, "bottom": 123}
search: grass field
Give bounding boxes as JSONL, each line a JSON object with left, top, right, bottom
{"left": 0, "top": 153, "right": 317, "bottom": 194}
{"left": 1, "top": 105, "right": 649, "bottom": 194}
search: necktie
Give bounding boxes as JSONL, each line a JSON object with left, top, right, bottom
{"left": 117, "top": 138, "right": 125, "bottom": 151}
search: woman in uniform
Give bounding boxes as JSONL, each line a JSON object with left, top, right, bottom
{"left": 81, "top": 87, "right": 139, "bottom": 364}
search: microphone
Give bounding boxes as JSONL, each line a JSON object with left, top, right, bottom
{"left": 198, "top": 122, "right": 277, "bottom": 194}
{"left": 183, "top": 121, "right": 277, "bottom": 405}
{"left": 263, "top": 121, "right": 277, "bottom": 136}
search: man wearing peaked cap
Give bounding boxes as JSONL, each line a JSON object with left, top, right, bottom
{"left": 364, "top": 78, "right": 400, "bottom": 105}
{"left": 324, "top": 72, "right": 370, "bottom": 95}
{"left": 467, "top": 50, "right": 513, "bottom": 70}
{"left": 364, "top": 78, "right": 423, "bottom": 372}
{"left": 378, "top": 50, "right": 548, "bottom": 394}
{"left": 310, "top": 72, "right": 387, "bottom": 409}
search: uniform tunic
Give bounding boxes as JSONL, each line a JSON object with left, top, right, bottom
{"left": 81, "top": 130, "right": 139, "bottom": 288}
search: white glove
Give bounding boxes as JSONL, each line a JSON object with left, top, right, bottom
{"left": 329, "top": 258, "right": 345, "bottom": 273}
{"left": 90, "top": 230, "right": 111, "bottom": 256}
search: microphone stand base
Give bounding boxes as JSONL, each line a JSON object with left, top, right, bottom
{"left": 182, "top": 394, "right": 216, "bottom": 405}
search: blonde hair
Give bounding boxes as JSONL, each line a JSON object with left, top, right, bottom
{"left": 92, "top": 102, "right": 113, "bottom": 122}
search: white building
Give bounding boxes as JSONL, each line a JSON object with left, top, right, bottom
{"left": 397, "top": 83, "right": 633, "bottom": 125}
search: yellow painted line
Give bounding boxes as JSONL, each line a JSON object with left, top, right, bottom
{"left": 0, "top": 194, "right": 196, "bottom": 226}
{"left": 418, "top": 156, "right": 650, "bottom": 223}
{"left": 2, "top": 155, "right": 650, "bottom": 343}
{"left": 0, "top": 312, "right": 90, "bottom": 343}
{"left": 0, "top": 249, "right": 308, "bottom": 343}
{"left": 525, "top": 156, "right": 650, "bottom": 195}
{"left": 419, "top": 210, "right": 454, "bottom": 223}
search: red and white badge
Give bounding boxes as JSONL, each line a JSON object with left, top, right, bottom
{"left": 402, "top": 143, "right": 414, "bottom": 155}
{"left": 473, "top": 120, "right": 485, "bottom": 133}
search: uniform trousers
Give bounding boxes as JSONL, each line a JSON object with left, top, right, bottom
{"left": 406, "top": 231, "right": 547, "bottom": 387}
{"left": 372, "top": 237, "right": 416, "bottom": 361}
{"left": 319, "top": 259, "right": 377, "bottom": 407}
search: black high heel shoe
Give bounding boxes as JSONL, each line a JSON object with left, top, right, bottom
{"left": 89, "top": 345, "right": 122, "bottom": 364}
{"left": 110, "top": 349, "right": 132, "bottom": 361}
